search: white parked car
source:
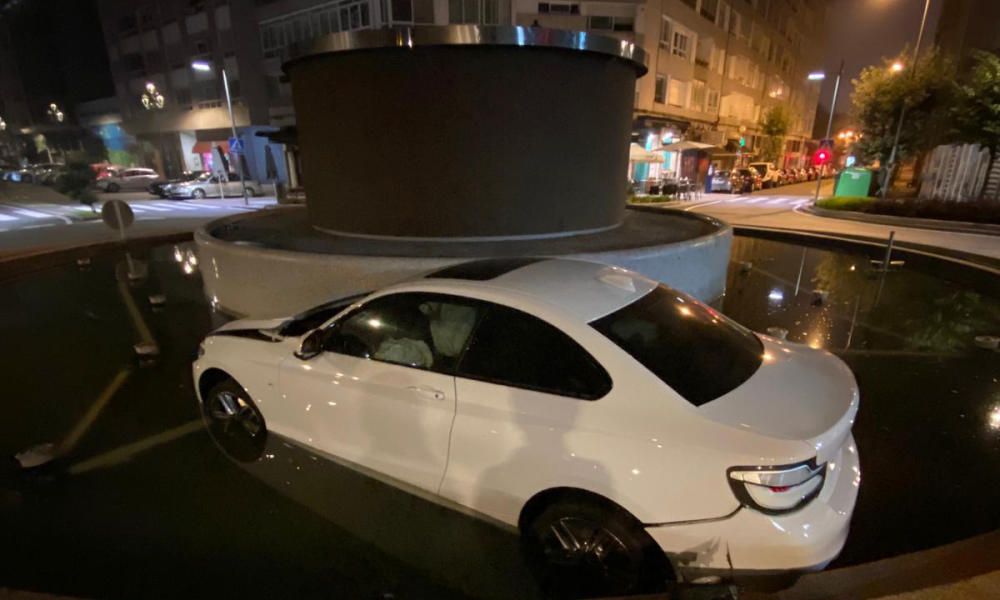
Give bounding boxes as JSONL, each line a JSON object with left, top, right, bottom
{"left": 96, "top": 167, "right": 162, "bottom": 192}
{"left": 193, "top": 258, "right": 860, "bottom": 595}
{"left": 749, "top": 162, "right": 782, "bottom": 189}
{"left": 168, "top": 172, "right": 259, "bottom": 199}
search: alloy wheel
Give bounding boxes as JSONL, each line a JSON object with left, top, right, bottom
{"left": 540, "top": 516, "right": 639, "bottom": 594}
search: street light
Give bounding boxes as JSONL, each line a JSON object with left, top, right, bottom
{"left": 0, "top": 117, "right": 6, "bottom": 132}
{"left": 807, "top": 72, "right": 826, "bottom": 81}
{"left": 191, "top": 60, "right": 249, "bottom": 205}
{"left": 880, "top": 0, "right": 933, "bottom": 200}
{"left": 812, "top": 60, "right": 845, "bottom": 204}
{"left": 890, "top": 61, "right": 905, "bottom": 73}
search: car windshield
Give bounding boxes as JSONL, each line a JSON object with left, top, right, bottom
{"left": 591, "top": 285, "right": 763, "bottom": 406}
{"left": 196, "top": 172, "right": 213, "bottom": 181}
{"left": 279, "top": 291, "right": 372, "bottom": 337}
{"left": 737, "top": 169, "right": 753, "bottom": 176}
{"left": 714, "top": 171, "right": 730, "bottom": 177}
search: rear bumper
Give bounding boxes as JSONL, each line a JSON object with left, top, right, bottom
{"left": 647, "top": 435, "right": 860, "bottom": 580}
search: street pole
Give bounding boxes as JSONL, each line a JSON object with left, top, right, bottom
{"left": 222, "top": 67, "right": 250, "bottom": 206}
{"left": 879, "top": 0, "right": 932, "bottom": 200}
{"left": 814, "top": 59, "right": 844, "bottom": 203}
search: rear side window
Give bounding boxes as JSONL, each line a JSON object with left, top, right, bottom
{"left": 591, "top": 285, "right": 763, "bottom": 406}
{"left": 458, "top": 305, "right": 611, "bottom": 400}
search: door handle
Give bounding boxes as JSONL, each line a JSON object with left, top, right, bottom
{"left": 407, "top": 385, "right": 446, "bottom": 401}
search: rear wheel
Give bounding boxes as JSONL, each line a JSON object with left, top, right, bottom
{"left": 201, "top": 378, "right": 267, "bottom": 462}
{"left": 245, "top": 187, "right": 256, "bottom": 197}
{"left": 106, "top": 182, "right": 120, "bottom": 192}
{"left": 523, "top": 498, "right": 670, "bottom": 598}
{"left": 192, "top": 188, "right": 206, "bottom": 199}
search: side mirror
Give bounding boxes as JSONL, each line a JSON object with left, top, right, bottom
{"left": 295, "top": 329, "right": 325, "bottom": 360}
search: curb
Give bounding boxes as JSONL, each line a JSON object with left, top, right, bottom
{"left": 803, "top": 205, "right": 1000, "bottom": 236}
{"left": 0, "top": 231, "right": 194, "bottom": 283}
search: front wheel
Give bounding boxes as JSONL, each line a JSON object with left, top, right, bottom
{"left": 245, "top": 187, "right": 256, "bottom": 197}
{"left": 106, "top": 182, "right": 120, "bottom": 193}
{"left": 524, "top": 499, "right": 670, "bottom": 598}
{"left": 192, "top": 188, "right": 206, "bottom": 199}
{"left": 202, "top": 378, "right": 267, "bottom": 462}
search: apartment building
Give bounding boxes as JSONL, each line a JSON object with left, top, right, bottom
{"left": 96, "top": 0, "right": 823, "bottom": 181}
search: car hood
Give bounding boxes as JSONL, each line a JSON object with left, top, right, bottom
{"left": 214, "top": 317, "right": 288, "bottom": 334}
{"left": 698, "top": 337, "right": 858, "bottom": 462}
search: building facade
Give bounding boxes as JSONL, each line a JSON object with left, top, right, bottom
{"left": 95, "top": 0, "right": 824, "bottom": 184}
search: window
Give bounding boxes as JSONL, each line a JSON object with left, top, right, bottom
{"left": 458, "top": 305, "right": 611, "bottom": 400}
{"left": 659, "top": 16, "right": 671, "bottom": 48}
{"left": 707, "top": 88, "right": 720, "bottom": 110}
{"left": 587, "top": 15, "right": 633, "bottom": 31}
{"left": 670, "top": 23, "right": 693, "bottom": 60}
{"left": 215, "top": 5, "right": 231, "bottom": 30}
{"left": 327, "top": 293, "right": 482, "bottom": 373}
{"left": 692, "top": 79, "right": 707, "bottom": 111}
{"left": 695, "top": 37, "right": 712, "bottom": 67}
{"left": 392, "top": 0, "right": 413, "bottom": 21}
{"left": 185, "top": 11, "right": 208, "bottom": 34}
{"left": 701, "top": 0, "right": 718, "bottom": 23}
{"left": 654, "top": 75, "right": 666, "bottom": 103}
{"left": 451, "top": 0, "right": 499, "bottom": 24}
{"left": 162, "top": 22, "right": 181, "bottom": 45}
{"left": 668, "top": 78, "right": 689, "bottom": 108}
{"left": 538, "top": 2, "right": 578, "bottom": 14}
{"left": 592, "top": 285, "right": 762, "bottom": 406}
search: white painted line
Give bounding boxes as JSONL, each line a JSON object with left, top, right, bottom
{"left": 4, "top": 203, "right": 73, "bottom": 224}
{"left": 13, "top": 208, "right": 51, "bottom": 218}
{"left": 0, "top": 213, "right": 18, "bottom": 221}
{"left": 154, "top": 202, "right": 196, "bottom": 211}
{"left": 130, "top": 203, "right": 168, "bottom": 212}
{"left": 183, "top": 201, "right": 219, "bottom": 209}
{"left": 19, "top": 223, "right": 55, "bottom": 230}
{"left": 128, "top": 205, "right": 149, "bottom": 213}
{"left": 745, "top": 197, "right": 769, "bottom": 204}
{"left": 684, "top": 199, "right": 726, "bottom": 211}
{"left": 68, "top": 420, "right": 202, "bottom": 475}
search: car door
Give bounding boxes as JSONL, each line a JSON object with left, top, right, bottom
{"left": 278, "top": 291, "right": 483, "bottom": 493}
{"left": 439, "top": 302, "right": 613, "bottom": 523}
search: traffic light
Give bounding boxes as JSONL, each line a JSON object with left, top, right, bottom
{"left": 814, "top": 148, "right": 831, "bottom": 165}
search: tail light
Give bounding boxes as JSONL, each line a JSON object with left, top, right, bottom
{"left": 727, "top": 460, "right": 825, "bottom": 515}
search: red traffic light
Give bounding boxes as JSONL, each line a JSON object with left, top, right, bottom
{"left": 814, "top": 149, "right": 831, "bottom": 165}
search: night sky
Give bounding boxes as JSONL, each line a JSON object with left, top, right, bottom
{"left": 818, "top": 0, "right": 943, "bottom": 116}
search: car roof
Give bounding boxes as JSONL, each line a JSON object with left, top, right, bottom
{"left": 411, "top": 258, "right": 659, "bottom": 322}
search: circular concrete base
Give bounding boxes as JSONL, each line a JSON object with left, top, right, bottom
{"left": 195, "top": 205, "right": 733, "bottom": 318}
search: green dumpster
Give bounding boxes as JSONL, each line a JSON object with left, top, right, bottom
{"left": 834, "top": 167, "right": 874, "bottom": 197}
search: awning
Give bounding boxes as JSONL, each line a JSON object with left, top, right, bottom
{"left": 629, "top": 143, "right": 664, "bottom": 163}
{"left": 192, "top": 140, "right": 229, "bottom": 154}
{"left": 655, "top": 140, "right": 718, "bottom": 152}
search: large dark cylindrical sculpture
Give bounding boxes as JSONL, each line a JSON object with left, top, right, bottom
{"left": 284, "top": 27, "right": 647, "bottom": 239}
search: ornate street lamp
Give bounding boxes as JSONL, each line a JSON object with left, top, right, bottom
{"left": 141, "top": 82, "right": 165, "bottom": 110}
{"left": 47, "top": 103, "right": 64, "bottom": 123}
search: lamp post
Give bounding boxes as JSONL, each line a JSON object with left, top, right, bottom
{"left": 811, "top": 60, "right": 844, "bottom": 203}
{"left": 192, "top": 60, "right": 249, "bottom": 206}
{"left": 879, "top": 0, "right": 932, "bottom": 200}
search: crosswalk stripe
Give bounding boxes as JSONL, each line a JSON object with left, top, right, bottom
{"left": 130, "top": 203, "right": 168, "bottom": 212}
{"left": 12, "top": 208, "right": 51, "bottom": 218}
{"left": 154, "top": 202, "right": 196, "bottom": 211}
{"left": 184, "top": 201, "right": 221, "bottom": 209}
{"left": 128, "top": 205, "right": 149, "bottom": 213}
{"left": 0, "top": 213, "right": 17, "bottom": 221}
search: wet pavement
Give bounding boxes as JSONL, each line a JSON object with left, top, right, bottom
{"left": 0, "top": 234, "right": 998, "bottom": 598}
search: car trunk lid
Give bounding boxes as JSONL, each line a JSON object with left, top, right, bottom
{"left": 698, "top": 338, "right": 858, "bottom": 463}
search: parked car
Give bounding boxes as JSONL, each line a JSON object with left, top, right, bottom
{"left": 168, "top": 172, "right": 259, "bottom": 199}
{"left": 96, "top": 167, "right": 163, "bottom": 192}
{"left": 731, "top": 168, "right": 760, "bottom": 193}
{"left": 793, "top": 168, "right": 808, "bottom": 183}
{"left": 709, "top": 170, "right": 734, "bottom": 193}
{"left": 748, "top": 162, "right": 782, "bottom": 189}
{"left": 193, "top": 258, "right": 860, "bottom": 595}
{"left": 149, "top": 170, "right": 206, "bottom": 197}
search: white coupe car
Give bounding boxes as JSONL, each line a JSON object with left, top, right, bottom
{"left": 193, "top": 258, "right": 860, "bottom": 595}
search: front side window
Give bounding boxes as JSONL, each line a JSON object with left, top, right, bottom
{"left": 458, "top": 305, "right": 611, "bottom": 400}
{"left": 591, "top": 285, "right": 763, "bottom": 406}
{"left": 326, "top": 293, "right": 481, "bottom": 373}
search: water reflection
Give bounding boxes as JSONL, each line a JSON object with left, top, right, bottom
{"left": 725, "top": 238, "right": 1000, "bottom": 354}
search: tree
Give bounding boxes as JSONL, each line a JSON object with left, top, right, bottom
{"left": 759, "top": 105, "right": 791, "bottom": 163}
{"left": 950, "top": 50, "right": 1000, "bottom": 156}
{"left": 55, "top": 160, "right": 98, "bottom": 210}
{"left": 850, "top": 48, "right": 953, "bottom": 165}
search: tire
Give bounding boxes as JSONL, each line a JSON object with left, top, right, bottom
{"left": 106, "top": 182, "right": 120, "bottom": 192}
{"left": 245, "top": 187, "right": 256, "bottom": 197}
{"left": 192, "top": 188, "right": 206, "bottom": 199}
{"left": 201, "top": 378, "right": 267, "bottom": 462}
{"left": 523, "top": 498, "right": 670, "bottom": 598}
